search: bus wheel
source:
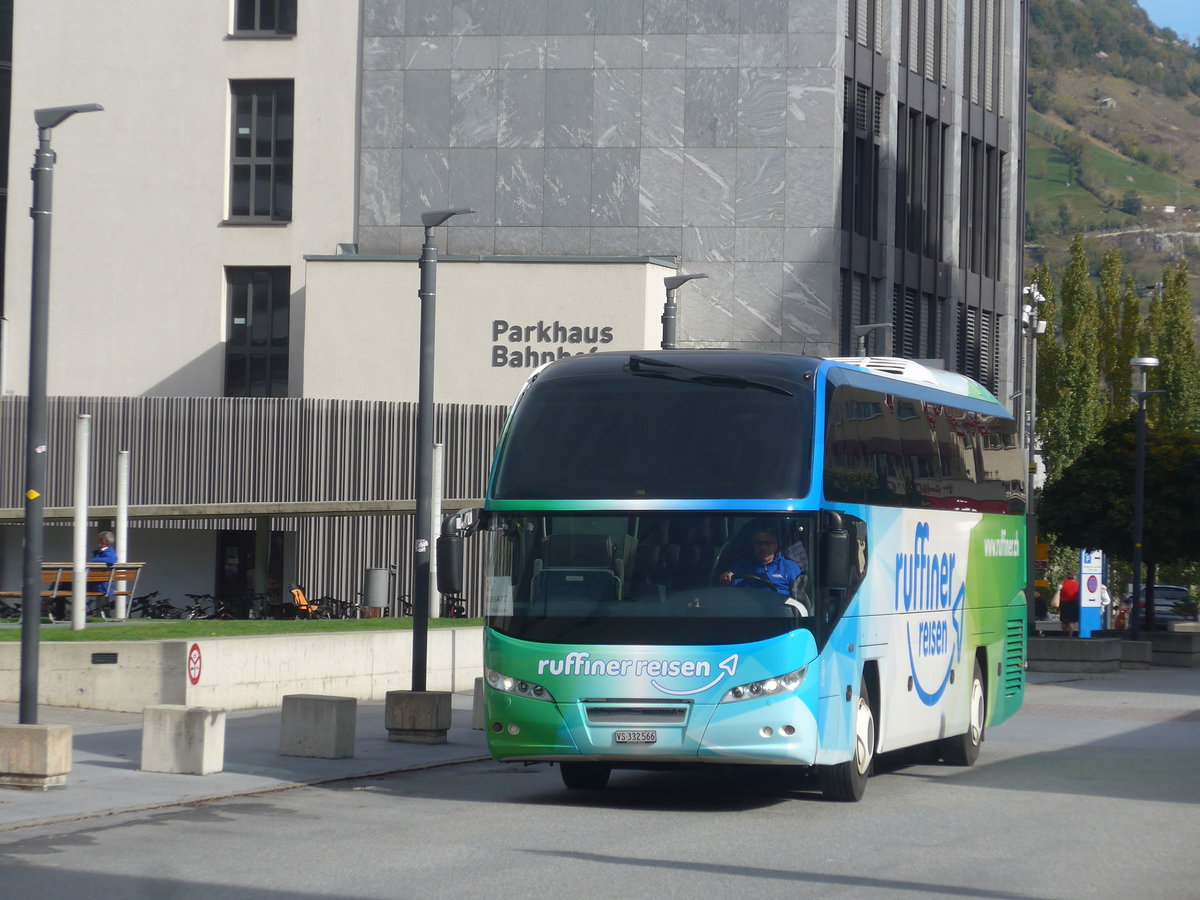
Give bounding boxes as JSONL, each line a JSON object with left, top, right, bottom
{"left": 559, "top": 762, "right": 612, "bottom": 791}
{"left": 819, "top": 680, "right": 875, "bottom": 802}
{"left": 940, "top": 659, "right": 984, "bottom": 766}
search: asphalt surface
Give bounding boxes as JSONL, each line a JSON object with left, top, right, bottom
{"left": 0, "top": 691, "right": 488, "bottom": 832}
{"left": 2, "top": 665, "right": 1198, "bottom": 838}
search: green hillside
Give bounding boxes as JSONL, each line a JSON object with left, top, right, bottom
{"left": 1025, "top": 0, "right": 1200, "bottom": 286}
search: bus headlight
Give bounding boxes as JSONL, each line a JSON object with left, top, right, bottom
{"left": 485, "top": 667, "right": 556, "bottom": 703}
{"left": 720, "top": 667, "right": 807, "bottom": 703}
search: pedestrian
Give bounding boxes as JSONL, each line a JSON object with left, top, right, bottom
{"left": 1054, "top": 572, "right": 1081, "bottom": 637}
{"left": 54, "top": 531, "right": 117, "bottom": 621}
{"left": 1099, "top": 582, "right": 1113, "bottom": 630}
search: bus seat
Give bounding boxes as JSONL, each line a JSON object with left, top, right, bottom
{"left": 544, "top": 533, "right": 614, "bottom": 569}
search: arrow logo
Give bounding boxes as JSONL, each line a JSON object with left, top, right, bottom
{"left": 651, "top": 654, "right": 739, "bottom": 696}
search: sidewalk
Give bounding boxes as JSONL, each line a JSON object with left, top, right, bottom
{"left": 0, "top": 692, "right": 489, "bottom": 832}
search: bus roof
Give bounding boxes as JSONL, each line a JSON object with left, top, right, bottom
{"left": 516, "top": 351, "right": 1003, "bottom": 410}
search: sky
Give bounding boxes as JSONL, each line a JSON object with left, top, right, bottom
{"left": 1137, "top": 0, "right": 1198, "bottom": 40}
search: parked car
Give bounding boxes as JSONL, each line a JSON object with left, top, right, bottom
{"left": 1125, "top": 585, "right": 1196, "bottom": 627}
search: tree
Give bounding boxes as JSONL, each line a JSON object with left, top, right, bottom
{"left": 1146, "top": 262, "right": 1200, "bottom": 431}
{"left": 1037, "top": 236, "right": 1105, "bottom": 479}
{"left": 1040, "top": 417, "right": 1200, "bottom": 580}
{"left": 1097, "top": 250, "right": 1122, "bottom": 416}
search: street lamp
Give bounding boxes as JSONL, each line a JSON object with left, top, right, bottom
{"left": 852, "top": 322, "right": 893, "bottom": 356}
{"left": 20, "top": 103, "right": 103, "bottom": 726}
{"left": 1128, "top": 356, "right": 1159, "bottom": 641}
{"left": 1020, "top": 286, "right": 1047, "bottom": 632}
{"left": 411, "top": 207, "right": 473, "bottom": 693}
{"left": 661, "top": 273, "right": 707, "bottom": 350}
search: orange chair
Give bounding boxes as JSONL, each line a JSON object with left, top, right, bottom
{"left": 290, "top": 586, "right": 318, "bottom": 619}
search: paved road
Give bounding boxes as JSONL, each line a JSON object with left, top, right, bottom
{"left": 1, "top": 668, "right": 1197, "bottom": 899}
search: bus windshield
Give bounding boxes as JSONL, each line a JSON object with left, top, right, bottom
{"left": 491, "top": 356, "right": 814, "bottom": 500}
{"left": 482, "top": 511, "right": 824, "bottom": 646}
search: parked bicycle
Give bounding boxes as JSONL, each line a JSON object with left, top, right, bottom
{"left": 129, "top": 591, "right": 183, "bottom": 619}
{"left": 182, "top": 593, "right": 213, "bottom": 619}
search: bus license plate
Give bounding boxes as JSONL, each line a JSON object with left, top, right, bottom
{"left": 614, "top": 730, "right": 656, "bottom": 744}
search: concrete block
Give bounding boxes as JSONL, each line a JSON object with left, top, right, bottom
{"left": 471, "top": 677, "right": 485, "bottom": 731}
{"left": 279, "top": 694, "right": 356, "bottom": 759}
{"left": 0, "top": 724, "right": 72, "bottom": 789}
{"left": 141, "top": 705, "right": 226, "bottom": 775}
{"left": 1119, "top": 641, "right": 1153, "bottom": 668}
{"left": 1144, "top": 631, "right": 1200, "bottom": 668}
{"left": 385, "top": 690, "right": 452, "bottom": 744}
{"left": 1027, "top": 637, "right": 1121, "bottom": 673}
{"left": 1168, "top": 622, "right": 1200, "bottom": 633}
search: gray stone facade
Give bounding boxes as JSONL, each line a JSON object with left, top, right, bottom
{"left": 357, "top": 0, "right": 1022, "bottom": 378}
{"left": 358, "top": 0, "right": 844, "bottom": 353}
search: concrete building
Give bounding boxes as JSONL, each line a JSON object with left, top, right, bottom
{"left": 0, "top": 0, "right": 1026, "bottom": 610}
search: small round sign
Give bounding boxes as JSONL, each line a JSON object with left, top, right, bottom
{"left": 1087, "top": 575, "right": 1098, "bottom": 593}
{"left": 187, "top": 643, "right": 202, "bottom": 685}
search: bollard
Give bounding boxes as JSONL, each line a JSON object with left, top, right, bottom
{"left": 471, "top": 676, "right": 485, "bottom": 730}
{"left": 141, "top": 705, "right": 226, "bottom": 774}
{"left": 0, "top": 724, "right": 72, "bottom": 789}
{"left": 385, "top": 690, "right": 451, "bottom": 744}
{"left": 279, "top": 694, "right": 357, "bottom": 759}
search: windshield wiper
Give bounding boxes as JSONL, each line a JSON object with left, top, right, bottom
{"left": 627, "top": 355, "right": 792, "bottom": 396}
{"left": 687, "top": 373, "right": 792, "bottom": 395}
{"left": 628, "top": 354, "right": 686, "bottom": 372}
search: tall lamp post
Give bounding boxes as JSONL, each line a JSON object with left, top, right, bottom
{"left": 1021, "top": 286, "right": 1046, "bottom": 625}
{"left": 411, "top": 207, "right": 473, "bottom": 693}
{"left": 20, "top": 103, "right": 103, "bottom": 725}
{"left": 852, "top": 322, "right": 893, "bottom": 356}
{"left": 1128, "top": 356, "right": 1159, "bottom": 641}
{"left": 661, "top": 273, "right": 707, "bottom": 349}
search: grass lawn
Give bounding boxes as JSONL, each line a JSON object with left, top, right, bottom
{"left": 0, "top": 617, "right": 482, "bottom": 642}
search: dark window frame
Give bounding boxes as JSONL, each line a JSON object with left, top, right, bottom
{"left": 228, "top": 80, "right": 294, "bottom": 223}
{"left": 233, "top": 0, "right": 297, "bottom": 36}
{"left": 225, "top": 267, "right": 291, "bottom": 398}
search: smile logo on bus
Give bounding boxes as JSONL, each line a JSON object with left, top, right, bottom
{"left": 895, "top": 522, "right": 965, "bottom": 706}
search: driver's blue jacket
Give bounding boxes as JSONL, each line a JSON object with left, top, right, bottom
{"left": 731, "top": 554, "right": 803, "bottom": 596}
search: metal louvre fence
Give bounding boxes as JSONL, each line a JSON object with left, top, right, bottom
{"left": 0, "top": 396, "right": 508, "bottom": 615}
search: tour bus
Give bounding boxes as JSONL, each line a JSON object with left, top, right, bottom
{"left": 439, "top": 351, "right": 1027, "bottom": 801}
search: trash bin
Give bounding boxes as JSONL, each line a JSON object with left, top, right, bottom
{"left": 363, "top": 568, "right": 388, "bottom": 619}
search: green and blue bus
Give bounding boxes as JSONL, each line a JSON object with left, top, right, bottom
{"left": 440, "top": 352, "right": 1027, "bottom": 800}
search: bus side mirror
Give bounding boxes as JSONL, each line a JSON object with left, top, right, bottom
{"left": 821, "top": 513, "right": 851, "bottom": 591}
{"left": 437, "top": 535, "right": 464, "bottom": 596}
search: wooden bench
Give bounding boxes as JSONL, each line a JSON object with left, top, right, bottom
{"left": 0, "top": 562, "right": 146, "bottom": 620}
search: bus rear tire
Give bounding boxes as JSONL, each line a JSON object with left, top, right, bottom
{"left": 939, "top": 659, "right": 984, "bottom": 766}
{"left": 560, "top": 762, "right": 611, "bottom": 791}
{"left": 819, "top": 680, "right": 875, "bottom": 802}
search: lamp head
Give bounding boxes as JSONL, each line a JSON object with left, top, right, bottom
{"left": 421, "top": 208, "right": 475, "bottom": 229}
{"left": 664, "top": 273, "right": 708, "bottom": 292}
{"left": 1131, "top": 357, "right": 1159, "bottom": 370}
{"left": 34, "top": 103, "right": 103, "bottom": 130}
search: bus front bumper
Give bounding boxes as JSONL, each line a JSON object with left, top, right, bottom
{"left": 484, "top": 689, "right": 820, "bottom": 765}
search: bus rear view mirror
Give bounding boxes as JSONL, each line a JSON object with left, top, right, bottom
{"left": 437, "top": 535, "right": 465, "bottom": 596}
{"left": 821, "top": 513, "right": 851, "bottom": 591}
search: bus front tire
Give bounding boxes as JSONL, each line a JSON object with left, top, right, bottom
{"left": 939, "top": 659, "right": 984, "bottom": 766}
{"left": 559, "top": 762, "right": 612, "bottom": 791}
{"left": 819, "top": 680, "right": 875, "bottom": 802}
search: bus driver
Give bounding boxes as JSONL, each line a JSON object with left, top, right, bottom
{"left": 717, "top": 529, "right": 804, "bottom": 598}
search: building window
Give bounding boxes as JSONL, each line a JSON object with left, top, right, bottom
{"left": 225, "top": 267, "right": 290, "bottom": 397}
{"left": 229, "top": 80, "right": 293, "bottom": 221}
{"left": 234, "top": 0, "right": 297, "bottom": 35}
